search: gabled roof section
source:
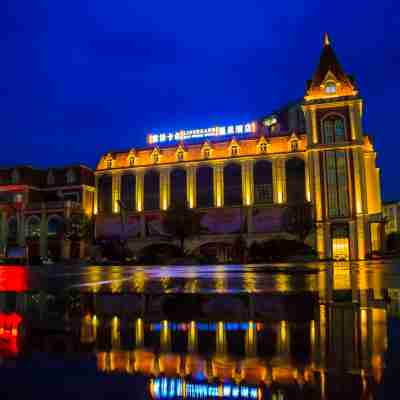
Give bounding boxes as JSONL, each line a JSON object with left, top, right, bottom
{"left": 305, "top": 33, "right": 358, "bottom": 101}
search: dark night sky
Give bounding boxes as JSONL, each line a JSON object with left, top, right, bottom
{"left": 1, "top": 1, "right": 400, "bottom": 200}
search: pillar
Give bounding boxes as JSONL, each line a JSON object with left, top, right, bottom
{"left": 277, "top": 320, "right": 290, "bottom": 358}
{"left": 17, "top": 213, "right": 25, "bottom": 247}
{"left": 245, "top": 321, "right": 257, "bottom": 357}
{"left": 136, "top": 171, "right": 144, "bottom": 212}
{"left": 40, "top": 205, "right": 48, "bottom": 259}
{"left": 216, "top": 321, "right": 227, "bottom": 355}
{"left": 160, "top": 320, "right": 171, "bottom": 353}
{"left": 213, "top": 163, "right": 224, "bottom": 207}
{"left": 160, "top": 168, "right": 170, "bottom": 210}
{"left": 0, "top": 211, "right": 8, "bottom": 254}
{"left": 323, "top": 222, "right": 331, "bottom": 259}
{"left": 349, "top": 220, "right": 357, "bottom": 260}
{"left": 186, "top": 165, "right": 196, "bottom": 209}
{"left": 135, "top": 318, "right": 144, "bottom": 348}
{"left": 112, "top": 173, "right": 121, "bottom": 214}
{"left": 187, "top": 321, "right": 198, "bottom": 353}
{"left": 93, "top": 175, "right": 99, "bottom": 215}
{"left": 357, "top": 216, "right": 366, "bottom": 260}
{"left": 241, "top": 160, "right": 254, "bottom": 206}
{"left": 304, "top": 153, "right": 312, "bottom": 202}
{"left": 315, "top": 223, "right": 325, "bottom": 260}
{"left": 310, "top": 108, "right": 318, "bottom": 144}
{"left": 111, "top": 316, "right": 121, "bottom": 350}
{"left": 272, "top": 158, "right": 286, "bottom": 204}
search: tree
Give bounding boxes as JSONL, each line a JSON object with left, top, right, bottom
{"left": 64, "top": 214, "right": 94, "bottom": 242}
{"left": 162, "top": 203, "right": 202, "bottom": 254}
{"left": 283, "top": 202, "right": 314, "bottom": 242}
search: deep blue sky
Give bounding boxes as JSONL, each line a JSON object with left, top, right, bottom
{"left": 2, "top": 1, "right": 400, "bottom": 200}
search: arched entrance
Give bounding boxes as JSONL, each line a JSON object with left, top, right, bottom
{"left": 285, "top": 158, "right": 305, "bottom": 203}
{"left": 170, "top": 168, "right": 187, "bottom": 207}
{"left": 197, "top": 166, "right": 213, "bottom": 208}
{"left": 144, "top": 170, "right": 160, "bottom": 211}
{"left": 254, "top": 160, "right": 273, "bottom": 204}
{"left": 224, "top": 163, "right": 242, "bottom": 206}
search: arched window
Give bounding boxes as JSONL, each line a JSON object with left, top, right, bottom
{"left": 144, "top": 170, "right": 160, "bottom": 210}
{"left": 48, "top": 216, "right": 63, "bottom": 237}
{"left": 231, "top": 145, "right": 239, "bottom": 157}
{"left": 98, "top": 175, "right": 112, "bottom": 213}
{"left": 121, "top": 174, "right": 136, "bottom": 210}
{"left": 254, "top": 160, "right": 273, "bottom": 204}
{"left": 323, "top": 115, "right": 346, "bottom": 144}
{"left": 8, "top": 217, "right": 17, "bottom": 241}
{"left": 197, "top": 166, "right": 213, "bottom": 208}
{"left": 286, "top": 158, "right": 305, "bottom": 203}
{"left": 26, "top": 216, "right": 40, "bottom": 238}
{"left": 224, "top": 163, "right": 242, "bottom": 206}
{"left": 177, "top": 150, "right": 184, "bottom": 162}
{"left": 170, "top": 168, "right": 187, "bottom": 206}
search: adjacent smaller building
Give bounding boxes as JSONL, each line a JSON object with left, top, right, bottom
{"left": 0, "top": 165, "right": 95, "bottom": 260}
{"left": 383, "top": 201, "right": 400, "bottom": 235}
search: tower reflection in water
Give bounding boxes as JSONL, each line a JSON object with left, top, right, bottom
{"left": 77, "top": 267, "right": 389, "bottom": 399}
{"left": 0, "top": 263, "right": 394, "bottom": 399}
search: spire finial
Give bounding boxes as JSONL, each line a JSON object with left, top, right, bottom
{"left": 324, "top": 32, "right": 330, "bottom": 46}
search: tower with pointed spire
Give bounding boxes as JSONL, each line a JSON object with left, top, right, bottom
{"left": 302, "top": 33, "right": 383, "bottom": 260}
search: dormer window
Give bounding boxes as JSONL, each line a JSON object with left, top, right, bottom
{"left": 291, "top": 141, "right": 299, "bottom": 152}
{"left": 47, "top": 170, "right": 55, "bottom": 185}
{"left": 325, "top": 82, "right": 336, "bottom": 94}
{"left": 128, "top": 157, "right": 135, "bottom": 167}
{"left": 204, "top": 148, "right": 210, "bottom": 159}
{"left": 152, "top": 153, "right": 159, "bottom": 164}
{"left": 177, "top": 151, "right": 184, "bottom": 162}
{"left": 106, "top": 159, "right": 112, "bottom": 169}
{"left": 260, "top": 143, "right": 268, "bottom": 154}
{"left": 66, "top": 169, "right": 76, "bottom": 184}
{"left": 231, "top": 145, "right": 239, "bottom": 157}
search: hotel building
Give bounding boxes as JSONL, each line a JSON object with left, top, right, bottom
{"left": 95, "top": 34, "right": 383, "bottom": 261}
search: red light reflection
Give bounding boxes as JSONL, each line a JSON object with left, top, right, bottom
{"left": 0, "top": 266, "right": 28, "bottom": 292}
{"left": 0, "top": 313, "right": 22, "bottom": 357}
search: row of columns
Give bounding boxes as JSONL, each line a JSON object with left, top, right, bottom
{"left": 97, "top": 156, "right": 305, "bottom": 214}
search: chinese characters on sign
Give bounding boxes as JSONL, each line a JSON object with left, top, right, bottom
{"left": 147, "top": 122, "right": 257, "bottom": 144}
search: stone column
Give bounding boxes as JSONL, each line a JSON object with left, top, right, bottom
{"left": 186, "top": 165, "right": 196, "bottom": 209}
{"left": 39, "top": 204, "right": 48, "bottom": 259}
{"left": 112, "top": 173, "right": 121, "bottom": 214}
{"left": 310, "top": 107, "right": 318, "bottom": 144}
{"left": 62, "top": 201, "right": 72, "bottom": 260}
{"left": 213, "top": 163, "right": 224, "bottom": 207}
{"left": 160, "top": 168, "right": 170, "bottom": 210}
{"left": 323, "top": 222, "right": 331, "bottom": 259}
{"left": 17, "top": 213, "right": 25, "bottom": 247}
{"left": 349, "top": 220, "right": 357, "bottom": 260}
{"left": 0, "top": 211, "right": 7, "bottom": 255}
{"left": 357, "top": 216, "right": 366, "bottom": 260}
{"left": 216, "top": 321, "right": 227, "bottom": 355}
{"left": 245, "top": 321, "right": 257, "bottom": 357}
{"left": 93, "top": 175, "right": 99, "bottom": 215}
{"left": 187, "top": 321, "right": 198, "bottom": 353}
{"left": 160, "top": 320, "right": 171, "bottom": 353}
{"left": 135, "top": 171, "right": 144, "bottom": 212}
{"left": 135, "top": 318, "right": 144, "bottom": 348}
{"left": 272, "top": 158, "right": 286, "bottom": 204}
{"left": 304, "top": 153, "right": 312, "bottom": 202}
{"left": 241, "top": 160, "right": 254, "bottom": 206}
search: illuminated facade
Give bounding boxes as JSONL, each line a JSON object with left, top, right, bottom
{"left": 95, "top": 33, "right": 383, "bottom": 260}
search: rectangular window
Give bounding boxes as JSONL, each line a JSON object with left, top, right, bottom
{"left": 325, "top": 150, "right": 349, "bottom": 218}
{"left": 324, "top": 120, "right": 335, "bottom": 144}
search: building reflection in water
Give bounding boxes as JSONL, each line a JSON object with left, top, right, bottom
{"left": 0, "top": 262, "right": 397, "bottom": 399}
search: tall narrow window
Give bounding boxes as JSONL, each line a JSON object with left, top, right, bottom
{"left": 335, "top": 119, "right": 345, "bottom": 141}
{"left": 323, "top": 120, "right": 335, "bottom": 144}
{"left": 231, "top": 146, "right": 238, "bottom": 157}
{"left": 323, "top": 116, "right": 346, "bottom": 143}
{"left": 121, "top": 174, "right": 136, "bottom": 211}
{"left": 325, "top": 150, "right": 349, "bottom": 218}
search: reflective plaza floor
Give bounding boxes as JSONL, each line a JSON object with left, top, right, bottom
{"left": 1, "top": 260, "right": 400, "bottom": 399}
